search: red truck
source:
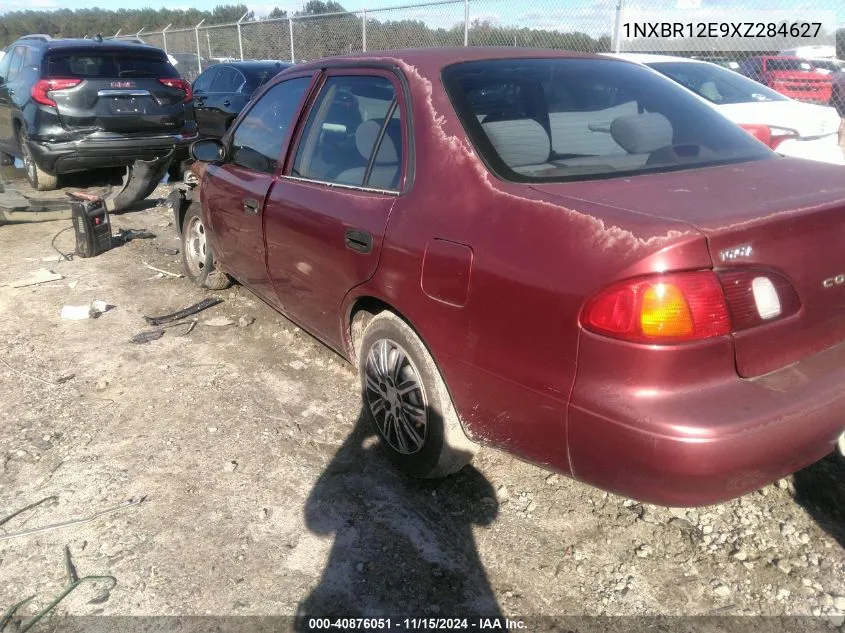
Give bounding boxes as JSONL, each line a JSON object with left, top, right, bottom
{"left": 739, "top": 56, "right": 832, "bottom": 104}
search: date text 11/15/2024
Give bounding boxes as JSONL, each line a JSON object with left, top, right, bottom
{"left": 305, "top": 618, "right": 527, "bottom": 630}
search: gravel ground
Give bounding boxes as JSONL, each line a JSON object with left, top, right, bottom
{"left": 0, "top": 170, "right": 843, "bottom": 632}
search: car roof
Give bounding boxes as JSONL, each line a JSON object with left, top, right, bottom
{"left": 291, "top": 46, "right": 604, "bottom": 74}
{"left": 15, "top": 37, "right": 164, "bottom": 54}
{"left": 605, "top": 53, "right": 698, "bottom": 64}
{"left": 222, "top": 60, "right": 291, "bottom": 69}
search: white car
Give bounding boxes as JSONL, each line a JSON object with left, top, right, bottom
{"left": 609, "top": 53, "right": 844, "bottom": 165}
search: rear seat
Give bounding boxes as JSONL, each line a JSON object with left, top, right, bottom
{"left": 481, "top": 118, "right": 555, "bottom": 175}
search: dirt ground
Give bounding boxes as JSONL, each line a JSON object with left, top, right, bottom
{"left": 0, "top": 169, "right": 844, "bottom": 632}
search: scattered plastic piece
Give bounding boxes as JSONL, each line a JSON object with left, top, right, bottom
{"left": 8, "top": 269, "right": 63, "bottom": 288}
{"left": 60, "top": 301, "right": 113, "bottom": 320}
{"left": 130, "top": 330, "right": 165, "bottom": 344}
{"left": 144, "top": 297, "right": 223, "bottom": 326}
{"left": 204, "top": 317, "right": 234, "bottom": 327}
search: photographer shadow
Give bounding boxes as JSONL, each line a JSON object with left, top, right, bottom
{"left": 792, "top": 452, "right": 845, "bottom": 548}
{"left": 295, "top": 409, "right": 503, "bottom": 628}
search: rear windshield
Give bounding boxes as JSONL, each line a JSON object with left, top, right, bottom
{"left": 648, "top": 61, "right": 787, "bottom": 104}
{"left": 764, "top": 58, "right": 814, "bottom": 72}
{"left": 47, "top": 53, "right": 178, "bottom": 79}
{"left": 442, "top": 58, "right": 773, "bottom": 183}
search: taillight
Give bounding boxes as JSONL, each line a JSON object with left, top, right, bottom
{"left": 581, "top": 271, "right": 731, "bottom": 344}
{"left": 582, "top": 269, "right": 802, "bottom": 345}
{"left": 739, "top": 124, "right": 799, "bottom": 150}
{"left": 31, "top": 78, "right": 81, "bottom": 108}
{"left": 159, "top": 78, "right": 193, "bottom": 103}
{"left": 717, "top": 269, "right": 801, "bottom": 331}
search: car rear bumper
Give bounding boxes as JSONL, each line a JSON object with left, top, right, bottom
{"left": 27, "top": 130, "right": 197, "bottom": 175}
{"left": 567, "top": 332, "right": 845, "bottom": 507}
{"left": 777, "top": 135, "right": 845, "bottom": 165}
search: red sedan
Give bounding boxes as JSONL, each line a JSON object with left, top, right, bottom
{"left": 181, "top": 48, "right": 845, "bottom": 506}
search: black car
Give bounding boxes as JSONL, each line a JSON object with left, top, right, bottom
{"left": 192, "top": 61, "right": 291, "bottom": 139}
{"left": 0, "top": 35, "right": 196, "bottom": 190}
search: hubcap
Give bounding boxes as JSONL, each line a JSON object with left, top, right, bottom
{"left": 364, "top": 339, "right": 427, "bottom": 455}
{"left": 184, "top": 215, "right": 208, "bottom": 278}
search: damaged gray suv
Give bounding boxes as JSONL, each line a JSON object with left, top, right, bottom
{"left": 0, "top": 35, "right": 197, "bottom": 190}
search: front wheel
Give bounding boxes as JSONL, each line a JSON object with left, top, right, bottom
{"left": 359, "top": 311, "right": 478, "bottom": 478}
{"left": 180, "top": 202, "right": 232, "bottom": 290}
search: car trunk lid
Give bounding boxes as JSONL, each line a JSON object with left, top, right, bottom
{"left": 45, "top": 48, "right": 187, "bottom": 134}
{"left": 532, "top": 157, "right": 845, "bottom": 377}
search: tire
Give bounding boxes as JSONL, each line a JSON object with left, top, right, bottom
{"left": 358, "top": 311, "right": 478, "bottom": 478}
{"left": 18, "top": 129, "right": 58, "bottom": 191}
{"left": 180, "top": 202, "right": 232, "bottom": 290}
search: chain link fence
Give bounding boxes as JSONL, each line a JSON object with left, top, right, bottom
{"left": 119, "top": 0, "right": 842, "bottom": 91}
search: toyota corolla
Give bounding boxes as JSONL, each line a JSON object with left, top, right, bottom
{"left": 179, "top": 48, "right": 845, "bottom": 506}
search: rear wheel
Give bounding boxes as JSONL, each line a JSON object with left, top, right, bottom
{"left": 358, "top": 311, "right": 477, "bottom": 478}
{"left": 180, "top": 203, "right": 232, "bottom": 290}
{"left": 18, "top": 129, "right": 58, "bottom": 191}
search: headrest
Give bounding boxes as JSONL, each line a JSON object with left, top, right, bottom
{"left": 355, "top": 119, "right": 400, "bottom": 164}
{"left": 481, "top": 118, "right": 550, "bottom": 168}
{"left": 610, "top": 113, "right": 673, "bottom": 154}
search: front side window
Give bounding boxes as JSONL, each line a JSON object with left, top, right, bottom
{"left": 649, "top": 61, "right": 787, "bottom": 104}
{"left": 443, "top": 58, "right": 773, "bottom": 183}
{"left": 291, "top": 75, "right": 403, "bottom": 190}
{"left": 230, "top": 76, "right": 311, "bottom": 174}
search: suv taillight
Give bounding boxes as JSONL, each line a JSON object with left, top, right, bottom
{"left": 580, "top": 270, "right": 800, "bottom": 344}
{"left": 159, "top": 78, "right": 193, "bottom": 103}
{"left": 32, "top": 79, "right": 82, "bottom": 108}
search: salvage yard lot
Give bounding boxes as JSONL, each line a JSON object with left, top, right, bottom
{"left": 1, "top": 184, "right": 844, "bottom": 626}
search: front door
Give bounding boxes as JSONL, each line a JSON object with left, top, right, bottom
{"left": 265, "top": 70, "right": 408, "bottom": 347}
{"left": 202, "top": 74, "right": 313, "bottom": 300}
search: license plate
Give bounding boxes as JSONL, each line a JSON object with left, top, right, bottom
{"left": 109, "top": 97, "right": 146, "bottom": 114}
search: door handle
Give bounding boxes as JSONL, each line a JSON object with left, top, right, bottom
{"left": 243, "top": 198, "right": 260, "bottom": 215}
{"left": 345, "top": 228, "right": 372, "bottom": 254}
{"left": 222, "top": 99, "right": 231, "bottom": 107}
{"left": 8, "top": 89, "right": 14, "bottom": 96}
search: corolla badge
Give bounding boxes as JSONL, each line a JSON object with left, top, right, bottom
{"left": 822, "top": 273, "right": 845, "bottom": 288}
{"left": 720, "top": 245, "right": 753, "bottom": 261}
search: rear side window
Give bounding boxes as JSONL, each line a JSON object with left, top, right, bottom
{"left": 291, "top": 75, "right": 403, "bottom": 191}
{"left": 210, "top": 67, "right": 244, "bottom": 93}
{"left": 443, "top": 58, "right": 773, "bottom": 183}
{"left": 192, "top": 68, "right": 216, "bottom": 93}
{"left": 46, "top": 53, "right": 178, "bottom": 79}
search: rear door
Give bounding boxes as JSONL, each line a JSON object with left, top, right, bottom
{"left": 45, "top": 47, "right": 189, "bottom": 134}
{"left": 191, "top": 67, "right": 217, "bottom": 137}
{"left": 202, "top": 73, "right": 314, "bottom": 301}
{"left": 204, "top": 66, "right": 246, "bottom": 138}
{"left": 265, "top": 69, "right": 406, "bottom": 346}
{"left": 0, "top": 46, "right": 23, "bottom": 147}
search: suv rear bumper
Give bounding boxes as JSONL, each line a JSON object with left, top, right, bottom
{"left": 26, "top": 131, "right": 197, "bottom": 175}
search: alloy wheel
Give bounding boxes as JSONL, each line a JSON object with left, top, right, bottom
{"left": 364, "top": 338, "right": 428, "bottom": 455}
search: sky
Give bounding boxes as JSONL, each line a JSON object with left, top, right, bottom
{"left": 2, "top": 0, "right": 843, "bottom": 36}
